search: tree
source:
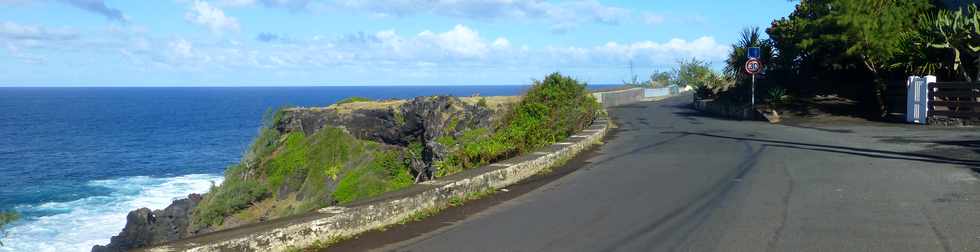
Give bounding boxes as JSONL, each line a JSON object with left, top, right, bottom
{"left": 909, "top": 4, "right": 980, "bottom": 81}
{"left": 676, "top": 58, "right": 733, "bottom": 99}
{"left": 648, "top": 70, "right": 674, "bottom": 88}
{"left": 767, "top": 0, "right": 934, "bottom": 115}
{"left": 725, "top": 27, "right": 775, "bottom": 81}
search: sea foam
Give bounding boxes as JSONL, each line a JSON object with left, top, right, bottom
{"left": 0, "top": 174, "right": 223, "bottom": 252}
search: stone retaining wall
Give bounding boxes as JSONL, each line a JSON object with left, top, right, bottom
{"left": 593, "top": 88, "right": 644, "bottom": 107}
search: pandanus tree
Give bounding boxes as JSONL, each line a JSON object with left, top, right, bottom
{"left": 903, "top": 4, "right": 980, "bottom": 82}
{"left": 923, "top": 4, "right": 979, "bottom": 82}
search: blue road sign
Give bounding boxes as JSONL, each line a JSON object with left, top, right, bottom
{"left": 748, "top": 47, "right": 761, "bottom": 59}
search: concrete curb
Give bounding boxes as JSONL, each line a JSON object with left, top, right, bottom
{"left": 145, "top": 115, "right": 610, "bottom": 252}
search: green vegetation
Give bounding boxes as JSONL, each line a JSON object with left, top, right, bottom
{"left": 332, "top": 150, "right": 414, "bottom": 204}
{"left": 768, "top": 87, "right": 788, "bottom": 107}
{"left": 499, "top": 73, "right": 600, "bottom": 153}
{"left": 0, "top": 211, "right": 19, "bottom": 246}
{"left": 191, "top": 72, "right": 600, "bottom": 231}
{"left": 435, "top": 73, "right": 600, "bottom": 177}
{"left": 625, "top": 68, "right": 675, "bottom": 88}
{"left": 653, "top": 58, "right": 732, "bottom": 101}
{"left": 193, "top": 124, "right": 389, "bottom": 228}
{"left": 907, "top": 4, "right": 980, "bottom": 82}
{"left": 688, "top": 1, "right": 979, "bottom": 117}
{"left": 476, "top": 97, "right": 488, "bottom": 107}
{"left": 335, "top": 97, "right": 373, "bottom": 105}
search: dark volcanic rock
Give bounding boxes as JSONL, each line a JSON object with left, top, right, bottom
{"left": 92, "top": 194, "right": 203, "bottom": 252}
{"left": 277, "top": 96, "right": 505, "bottom": 179}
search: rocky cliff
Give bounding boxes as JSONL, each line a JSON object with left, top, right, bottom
{"left": 92, "top": 194, "right": 202, "bottom": 252}
{"left": 276, "top": 96, "right": 514, "bottom": 179}
{"left": 93, "top": 95, "right": 516, "bottom": 252}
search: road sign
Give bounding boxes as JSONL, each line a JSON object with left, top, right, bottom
{"left": 744, "top": 59, "right": 762, "bottom": 74}
{"left": 748, "top": 47, "right": 761, "bottom": 59}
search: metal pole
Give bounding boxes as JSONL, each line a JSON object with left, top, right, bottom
{"left": 751, "top": 74, "right": 756, "bottom": 107}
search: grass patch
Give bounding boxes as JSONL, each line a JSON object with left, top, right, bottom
{"left": 192, "top": 167, "right": 268, "bottom": 229}
{"left": 193, "top": 122, "right": 390, "bottom": 228}
{"left": 332, "top": 150, "right": 415, "bottom": 204}
{"left": 335, "top": 97, "right": 372, "bottom": 105}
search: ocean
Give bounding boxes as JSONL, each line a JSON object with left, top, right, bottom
{"left": 0, "top": 85, "right": 614, "bottom": 251}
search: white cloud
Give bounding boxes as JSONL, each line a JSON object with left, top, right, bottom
{"left": 492, "top": 37, "right": 510, "bottom": 49}
{"left": 546, "top": 36, "right": 729, "bottom": 66}
{"left": 216, "top": 0, "right": 255, "bottom": 7}
{"left": 307, "top": 0, "right": 632, "bottom": 31}
{"left": 185, "top": 1, "right": 241, "bottom": 33}
{"left": 599, "top": 37, "right": 729, "bottom": 61}
{"left": 417, "top": 25, "right": 490, "bottom": 59}
{"left": 168, "top": 38, "right": 194, "bottom": 58}
{"left": 0, "top": 21, "right": 78, "bottom": 41}
{"left": 16, "top": 23, "right": 727, "bottom": 83}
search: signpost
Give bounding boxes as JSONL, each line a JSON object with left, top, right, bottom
{"left": 748, "top": 47, "right": 761, "bottom": 60}
{"left": 745, "top": 47, "right": 762, "bottom": 106}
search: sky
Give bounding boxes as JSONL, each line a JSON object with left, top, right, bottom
{"left": 0, "top": 0, "right": 797, "bottom": 86}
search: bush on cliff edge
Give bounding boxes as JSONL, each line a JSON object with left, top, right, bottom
{"left": 435, "top": 72, "right": 599, "bottom": 176}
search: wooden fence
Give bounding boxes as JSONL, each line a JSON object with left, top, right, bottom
{"left": 929, "top": 81, "right": 980, "bottom": 119}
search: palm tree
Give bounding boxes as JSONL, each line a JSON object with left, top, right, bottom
{"left": 724, "top": 27, "right": 776, "bottom": 82}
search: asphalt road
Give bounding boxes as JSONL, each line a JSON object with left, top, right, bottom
{"left": 334, "top": 94, "right": 980, "bottom": 252}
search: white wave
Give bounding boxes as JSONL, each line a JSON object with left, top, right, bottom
{"left": 0, "top": 174, "right": 223, "bottom": 252}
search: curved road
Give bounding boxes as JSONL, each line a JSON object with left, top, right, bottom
{"left": 334, "top": 94, "right": 980, "bottom": 252}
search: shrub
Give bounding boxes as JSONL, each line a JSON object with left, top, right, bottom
{"left": 193, "top": 119, "right": 384, "bottom": 227}
{"left": 674, "top": 59, "right": 733, "bottom": 100}
{"left": 434, "top": 73, "right": 600, "bottom": 177}
{"left": 768, "top": 87, "right": 788, "bottom": 106}
{"left": 335, "top": 97, "right": 372, "bottom": 105}
{"left": 192, "top": 170, "right": 268, "bottom": 228}
{"left": 500, "top": 73, "right": 599, "bottom": 153}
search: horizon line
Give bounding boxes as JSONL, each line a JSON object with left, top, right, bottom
{"left": 0, "top": 83, "right": 625, "bottom": 88}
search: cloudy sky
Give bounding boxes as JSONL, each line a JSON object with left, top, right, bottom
{"left": 0, "top": 0, "right": 795, "bottom": 86}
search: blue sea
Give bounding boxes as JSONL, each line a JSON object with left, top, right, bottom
{"left": 0, "top": 85, "right": 615, "bottom": 251}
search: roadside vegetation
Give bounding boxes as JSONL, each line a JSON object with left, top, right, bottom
{"left": 190, "top": 72, "right": 600, "bottom": 231}
{"left": 642, "top": 1, "right": 978, "bottom": 119}
{"left": 435, "top": 73, "right": 600, "bottom": 176}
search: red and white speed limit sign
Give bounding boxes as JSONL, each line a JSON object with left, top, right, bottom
{"left": 745, "top": 59, "right": 762, "bottom": 74}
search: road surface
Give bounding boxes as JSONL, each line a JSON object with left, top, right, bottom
{"left": 332, "top": 94, "right": 980, "bottom": 252}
